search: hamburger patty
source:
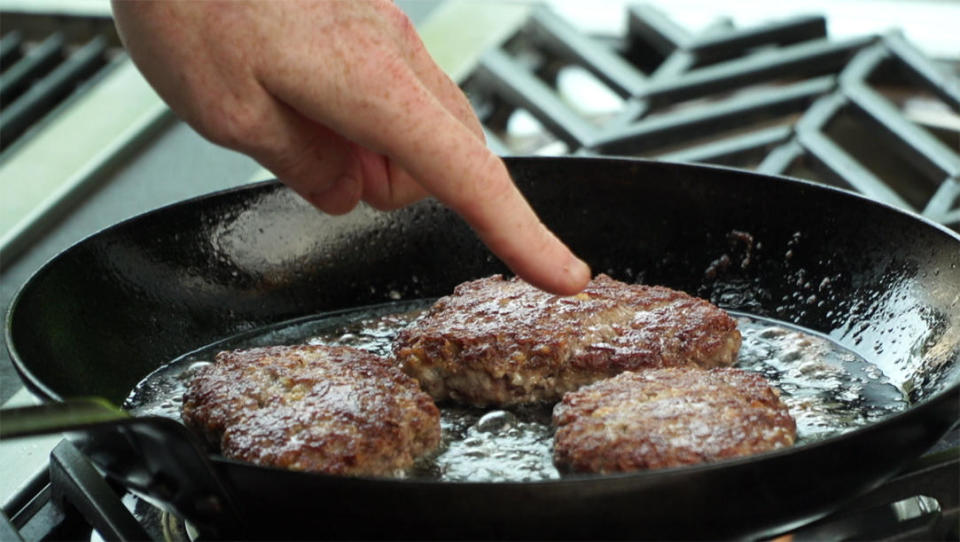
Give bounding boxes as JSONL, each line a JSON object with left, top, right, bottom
{"left": 181, "top": 345, "right": 441, "bottom": 476}
{"left": 552, "top": 367, "right": 796, "bottom": 473}
{"left": 394, "top": 274, "right": 741, "bottom": 406}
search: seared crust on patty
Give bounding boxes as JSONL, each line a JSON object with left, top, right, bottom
{"left": 552, "top": 367, "right": 796, "bottom": 473}
{"left": 394, "top": 274, "right": 741, "bottom": 406}
{"left": 181, "top": 345, "right": 441, "bottom": 476}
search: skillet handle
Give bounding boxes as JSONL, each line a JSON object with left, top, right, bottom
{"left": 0, "top": 398, "right": 128, "bottom": 438}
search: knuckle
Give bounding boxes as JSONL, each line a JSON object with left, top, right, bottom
{"left": 392, "top": 10, "right": 421, "bottom": 52}
{"left": 272, "top": 132, "right": 347, "bottom": 191}
{"left": 380, "top": 1, "right": 416, "bottom": 36}
{"left": 194, "top": 99, "right": 267, "bottom": 152}
{"left": 368, "top": 2, "right": 423, "bottom": 78}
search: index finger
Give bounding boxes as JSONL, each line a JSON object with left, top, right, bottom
{"left": 385, "top": 80, "right": 591, "bottom": 294}
{"left": 401, "top": 114, "right": 592, "bottom": 295}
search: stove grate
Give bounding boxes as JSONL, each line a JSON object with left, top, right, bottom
{"left": 464, "top": 5, "right": 960, "bottom": 229}
{"left": 0, "top": 22, "right": 118, "bottom": 154}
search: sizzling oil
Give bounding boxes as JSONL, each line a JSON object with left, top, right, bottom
{"left": 125, "top": 301, "right": 908, "bottom": 482}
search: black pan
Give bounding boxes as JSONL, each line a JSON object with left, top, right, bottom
{"left": 6, "top": 157, "right": 960, "bottom": 539}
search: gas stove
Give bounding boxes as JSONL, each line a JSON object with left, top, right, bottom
{"left": 2, "top": 1, "right": 958, "bottom": 540}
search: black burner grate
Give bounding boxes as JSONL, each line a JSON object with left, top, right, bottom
{"left": 0, "top": 14, "right": 121, "bottom": 154}
{"left": 465, "top": 5, "right": 960, "bottom": 230}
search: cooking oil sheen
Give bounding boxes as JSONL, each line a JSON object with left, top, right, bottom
{"left": 125, "top": 300, "right": 908, "bottom": 482}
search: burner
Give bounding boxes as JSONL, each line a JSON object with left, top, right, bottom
{"left": 91, "top": 497, "right": 190, "bottom": 542}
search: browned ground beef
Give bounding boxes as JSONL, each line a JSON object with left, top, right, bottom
{"left": 181, "top": 345, "right": 441, "bottom": 476}
{"left": 394, "top": 274, "right": 741, "bottom": 406}
{"left": 552, "top": 367, "right": 796, "bottom": 473}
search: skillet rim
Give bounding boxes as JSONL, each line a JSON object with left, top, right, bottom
{"left": 5, "top": 156, "right": 959, "bottom": 487}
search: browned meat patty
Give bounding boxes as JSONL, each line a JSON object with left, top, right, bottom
{"left": 181, "top": 345, "right": 441, "bottom": 476}
{"left": 552, "top": 367, "right": 796, "bottom": 473}
{"left": 394, "top": 274, "right": 741, "bottom": 406}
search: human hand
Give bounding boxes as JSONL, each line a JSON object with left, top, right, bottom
{"left": 111, "top": 0, "right": 589, "bottom": 294}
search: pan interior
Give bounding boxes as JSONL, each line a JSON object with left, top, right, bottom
{"left": 124, "top": 297, "right": 908, "bottom": 483}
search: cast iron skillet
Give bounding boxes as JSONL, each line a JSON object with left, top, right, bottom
{"left": 6, "top": 157, "right": 960, "bottom": 539}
